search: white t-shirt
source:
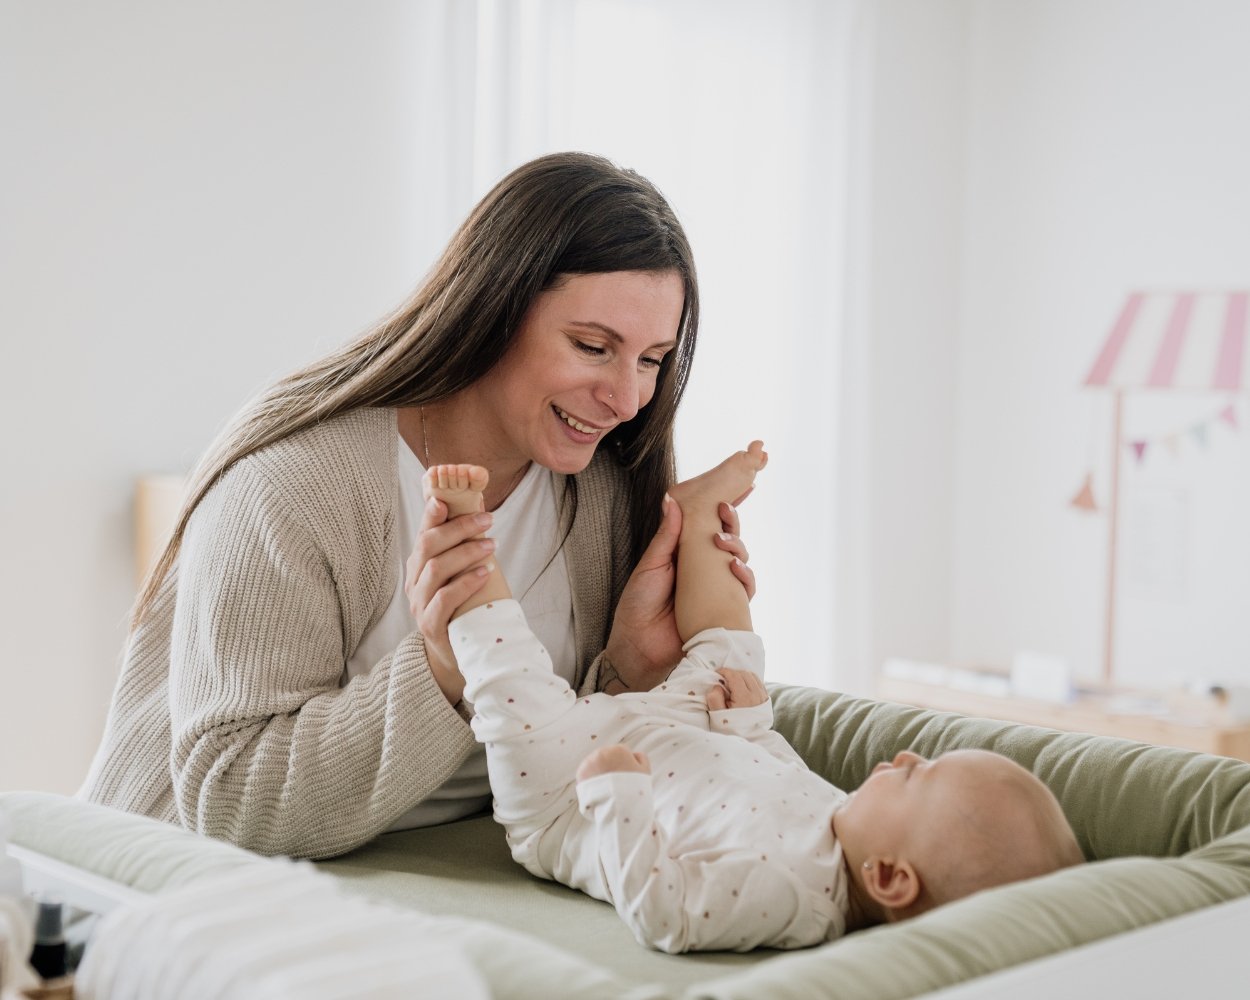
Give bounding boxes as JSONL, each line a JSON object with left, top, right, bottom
{"left": 344, "top": 438, "right": 576, "bottom": 830}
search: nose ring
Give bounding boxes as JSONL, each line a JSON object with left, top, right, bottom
{"left": 608, "top": 392, "right": 614, "bottom": 399}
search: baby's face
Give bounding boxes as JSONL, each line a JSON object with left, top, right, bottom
{"left": 831, "top": 749, "right": 1003, "bottom": 862}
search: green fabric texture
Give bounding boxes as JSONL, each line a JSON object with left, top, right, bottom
{"left": 6, "top": 685, "right": 1250, "bottom": 1000}
{"left": 320, "top": 814, "right": 760, "bottom": 992}
{"left": 769, "top": 684, "right": 1250, "bottom": 856}
{"left": 0, "top": 790, "right": 665, "bottom": 1000}
{"left": 709, "top": 685, "right": 1250, "bottom": 1000}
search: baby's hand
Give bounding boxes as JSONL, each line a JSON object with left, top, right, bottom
{"left": 576, "top": 744, "right": 651, "bottom": 782}
{"left": 706, "top": 668, "right": 768, "bottom": 711}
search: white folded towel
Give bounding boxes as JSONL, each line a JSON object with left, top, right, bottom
{"left": 75, "top": 862, "right": 489, "bottom": 1000}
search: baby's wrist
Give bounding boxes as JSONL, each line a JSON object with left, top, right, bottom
{"left": 428, "top": 655, "right": 466, "bottom": 706}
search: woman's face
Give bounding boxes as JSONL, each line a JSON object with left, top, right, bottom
{"left": 477, "top": 269, "right": 685, "bottom": 474}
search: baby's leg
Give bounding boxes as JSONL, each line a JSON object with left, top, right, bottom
{"left": 422, "top": 463, "right": 512, "bottom": 615}
{"left": 667, "top": 441, "right": 767, "bottom": 640}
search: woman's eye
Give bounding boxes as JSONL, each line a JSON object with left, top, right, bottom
{"left": 639, "top": 356, "right": 664, "bottom": 370}
{"left": 575, "top": 341, "right": 607, "bottom": 358}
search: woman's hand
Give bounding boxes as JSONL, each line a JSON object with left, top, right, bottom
{"left": 715, "top": 500, "right": 756, "bottom": 600}
{"left": 602, "top": 494, "right": 756, "bottom": 693}
{"left": 405, "top": 496, "right": 495, "bottom": 705}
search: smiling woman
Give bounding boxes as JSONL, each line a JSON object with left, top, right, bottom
{"left": 410, "top": 270, "right": 685, "bottom": 496}
{"left": 79, "top": 152, "right": 756, "bottom": 859}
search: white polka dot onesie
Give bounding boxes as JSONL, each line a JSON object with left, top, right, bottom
{"left": 449, "top": 599, "right": 850, "bottom": 953}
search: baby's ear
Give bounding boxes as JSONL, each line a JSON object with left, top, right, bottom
{"left": 862, "top": 858, "right": 922, "bottom": 915}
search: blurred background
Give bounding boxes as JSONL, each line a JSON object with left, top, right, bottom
{"left": 3, "top": 0, "right": 1248, "bottom": 793}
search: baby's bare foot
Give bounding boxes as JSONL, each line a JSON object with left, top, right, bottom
{"left": 669, "top": 440, "right": 767, "bottom": 510}
{"left": 423, "top": 464, "right": 489, "bottom": 518}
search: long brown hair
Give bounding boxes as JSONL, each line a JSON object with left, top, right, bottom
{"left": 132, "top": 151, "right": 699, "bottom": 628}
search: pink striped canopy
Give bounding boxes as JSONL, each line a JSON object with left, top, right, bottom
{"left": 1084, "top": 291, "right": 1249, "bottom": 392}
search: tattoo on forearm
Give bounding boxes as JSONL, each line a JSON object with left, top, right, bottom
{"left": 597, "top": 660, "right": 631, "bottom": 696}
{"left": 596, "top": 658, "right": 678, "bottom": 695}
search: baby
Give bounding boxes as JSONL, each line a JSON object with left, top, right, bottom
{"left": 429, "top": 445, "right": 1082, "bottom": 953}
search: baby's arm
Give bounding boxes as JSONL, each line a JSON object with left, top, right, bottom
{"left": 576, "top": 755, "right": 823, "bottom": 953}
{"left": 706, "top": 668, "right": 809, "bottom": 768}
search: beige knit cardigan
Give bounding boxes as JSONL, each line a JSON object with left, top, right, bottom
{"left": 80, "top": 408, "right": 633, "bottom": 859}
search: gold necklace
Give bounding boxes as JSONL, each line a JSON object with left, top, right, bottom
{"left": 420, "top": 404, "right": 529, "bottom": 510}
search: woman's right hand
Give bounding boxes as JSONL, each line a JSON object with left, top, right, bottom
{"left": 405, "top": 496, "right": 496, "bottom": 705}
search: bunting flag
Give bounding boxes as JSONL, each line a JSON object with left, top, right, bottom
{"left": 1120, "top": 400, "right": 1239, "bottom": 465}
{"left": 1069, "top": 472, "right": 1098, "bottom": 511}
{"left": 1071, "top": 398, "right": 1241, "bottom": 501}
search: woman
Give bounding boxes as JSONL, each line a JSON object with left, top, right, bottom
{"left": 81, "top": 152, "right": 754, "bottom": 860}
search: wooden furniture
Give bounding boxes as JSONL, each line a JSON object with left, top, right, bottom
{"left": 877, "top": 668, "right": 1250, "bottom": 762}
{"left": 133, "top": 475, "right": 186, "bottom": 585}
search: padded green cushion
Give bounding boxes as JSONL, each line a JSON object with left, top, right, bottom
{"left": 772, "top": 685, "right": 1250, "bottom": 856}
{"left": 0, "top": 791, "right": 667, "bottom": 1000}
{"left": 319, "top": 812, "right": 764, "bottom": 992}
{"left": 8, "top": 685, "right": 1250, "bottom": 1000}
{"left": 710, "top": 685, "right": 1250, "bottom": 1000}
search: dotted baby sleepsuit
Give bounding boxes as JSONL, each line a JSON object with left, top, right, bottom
{"left": 449, "top": 599, "right": 849, "bottom": 953}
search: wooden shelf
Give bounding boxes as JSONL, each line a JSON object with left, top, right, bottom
{"left": 877, "top": 673, "right": 1250, "bottom": 763}
{"left": 134, "top": 474, "right": 186, "bottom": 585}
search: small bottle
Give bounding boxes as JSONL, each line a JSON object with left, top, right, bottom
{"left": 30, "top": 895, "right": 68, "bottom": 981}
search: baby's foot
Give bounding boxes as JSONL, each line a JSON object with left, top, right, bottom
{"left": 669, "top": 440, "right": 767, "bottom": 510}
{"left": 423, "top": 464, "right": 489, "bottom": 518}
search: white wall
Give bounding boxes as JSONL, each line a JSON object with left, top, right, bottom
{"left": 0, "top": 0, "right": 858, "bottom": 792}
{"left": 860, "top": 0, "right": 969, "bottom": 685}
{"left": 455, "top": 0, "right": 862, "bottom": 693}
{"left": 864, "top": 0, "right": 1250, "bottom": 692}
{"left": 950, "top": 0, "right": 1250, "bottom": 686}
{"left": 0, "top": 1, "right": 474, "bottom": 793}
{"left": 548, "top": 0, "right": 856, "bottom": 693}
{"left": 9, "top": 0, "right": 1245, "bottom": 796}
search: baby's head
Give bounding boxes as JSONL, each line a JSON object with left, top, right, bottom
{"left": 832, "top": 749, "right": 1083, "bottom": 925}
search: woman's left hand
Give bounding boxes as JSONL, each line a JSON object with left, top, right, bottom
{"left": 602, "top": 495, "right": 755, "bottom": 693}
{"left": 715, "top": 500, "right": 755, "bottom": 600}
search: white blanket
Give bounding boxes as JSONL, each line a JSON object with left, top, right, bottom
{"left": 75, "top": 863, "right": 489, "bottom": 1000}
{"left": 0, "top": 896, "right": 39, "bottom": 994}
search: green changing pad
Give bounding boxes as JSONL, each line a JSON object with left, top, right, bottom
{"left": 320, "top": 684, "right": 1250, "bottom": 997}
{"left": 6, "top": 685, "right": 1250, "bottom": 999}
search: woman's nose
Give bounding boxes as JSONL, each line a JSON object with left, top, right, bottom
{"left": 601, "top": 366, "right": 640, "bottom": 420}
{"left": 892, "top": 750, "right": 922, "bottom": 768}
